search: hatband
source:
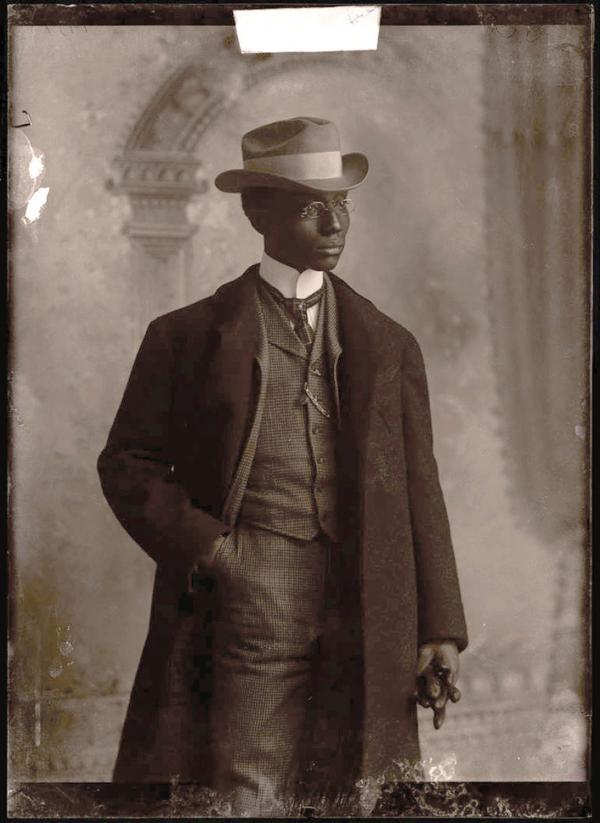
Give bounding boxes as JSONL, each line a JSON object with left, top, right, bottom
{"left": 243, "top": 151, "right": 343, "bottom": 180}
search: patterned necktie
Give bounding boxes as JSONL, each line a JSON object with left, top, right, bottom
{"left": 260, "top": 279, "right": 324, "bottom": 348}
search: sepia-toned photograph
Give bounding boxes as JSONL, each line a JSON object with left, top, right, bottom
{"left": 7, "top": 4, "right": 591, "bottom": 818}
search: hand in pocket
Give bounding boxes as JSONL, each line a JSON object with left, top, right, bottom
{"left": 213, "top": 529, "right": 238, "bottom": 575}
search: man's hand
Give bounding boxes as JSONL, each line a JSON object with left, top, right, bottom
{"left": 415, "top": 641, "right": 461, "bottom": 730}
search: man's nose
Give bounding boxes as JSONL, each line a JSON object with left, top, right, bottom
{"left": 320, "top": 208, "right": 343, "bottom": 234}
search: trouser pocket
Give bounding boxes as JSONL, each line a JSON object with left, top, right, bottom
{"left": 213, "top": 528, "right": 239, "bottom": 571}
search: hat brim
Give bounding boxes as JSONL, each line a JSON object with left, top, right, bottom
{"left": 214, "top": 152, "right": 368, "bottom": 194}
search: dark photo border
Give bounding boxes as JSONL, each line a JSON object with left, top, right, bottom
{"left": 5, "top": 3, "right": 593, "bottom": 821}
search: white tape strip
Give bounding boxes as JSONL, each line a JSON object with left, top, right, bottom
{"left": 234, "top": 6, "right": 381, "bottom": 54}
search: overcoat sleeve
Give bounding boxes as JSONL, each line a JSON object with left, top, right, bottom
{"left": 402, "top": 332, "right": 468, "bottom": 652}
{"left": 97, "top": 318, "right": 228, "bottom": 585}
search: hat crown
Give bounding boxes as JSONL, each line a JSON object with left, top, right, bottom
{"left": 242, "top": 117, "right": 341, "bottom": 160}
{"left": 214, "top": 115, "right": 368, "bottom": 193}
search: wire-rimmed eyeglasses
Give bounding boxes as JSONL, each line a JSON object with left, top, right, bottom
{"left": 299, "top": 198, "right": 354, "bottom": 220}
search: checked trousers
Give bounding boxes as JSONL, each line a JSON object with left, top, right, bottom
{"left": 210, "top": 522, "right": 345, "bottom": 815}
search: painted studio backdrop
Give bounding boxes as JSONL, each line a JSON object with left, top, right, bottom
{"left": 9, "top": 25, "right": 588, "bottom": 782}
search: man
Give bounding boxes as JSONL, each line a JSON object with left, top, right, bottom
{"left": 98, "top": 116, "right": 468, "bottom": 814}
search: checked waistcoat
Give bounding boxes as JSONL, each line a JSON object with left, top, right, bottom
{"left": 238, "top": 274, "right": 341, "bottom": 542}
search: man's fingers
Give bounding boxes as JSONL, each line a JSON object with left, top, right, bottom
{"left": 433, "top": 690, "right": 448, "bottom": 711}
{"left": 433, "top": 704, "right": 446, "bottom": 730}
{"left": 424, "top": 670, "right": 442, "bottom": 701}
{"left": 436, "top": 663, "right": 458, "bottom": 689}
{"left": 417, "top": 646, "right": 435, "bottom": 676}
{"left": 448, "top": 685, "right": 461, "bottom": 703}
{"left": 437, "top": 644, "right": 460, "bottom": 685}
{"left": 415, "top": 669, "right": 458, "bottom": 728}
{"left": 413, "top": 682, "right": 432, "bottom": 708}
{"left": 415, "top": 674, "right": 457, "bottom": 716}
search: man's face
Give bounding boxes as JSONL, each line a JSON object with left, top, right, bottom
{"left": 258, "top": 189, "right": 351, "bottom": 272}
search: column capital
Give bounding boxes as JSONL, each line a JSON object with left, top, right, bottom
{"left": 116, "top": 149, "right": 206, "bottom": 260}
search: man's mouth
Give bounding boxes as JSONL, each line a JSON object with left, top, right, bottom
{"left": 317, "top": 245, "right": 344, "bottom": 253}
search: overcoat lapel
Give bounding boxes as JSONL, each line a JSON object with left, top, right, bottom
{"left": 328, "top": 272, "right": 379, "bottom": 504}
{"left": 201, "top": 265, "right": 266, "bottom": 502}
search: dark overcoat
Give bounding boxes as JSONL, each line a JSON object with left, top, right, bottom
{"left": 97, "top": 265, "right": 468, "bottom": 788}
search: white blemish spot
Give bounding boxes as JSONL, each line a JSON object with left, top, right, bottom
{"left": 23, "top": 187, "right": 49, "bottom": 224}
{"left": 28, "top": 153, "right": 45, "bottom": 180}
{"left": 575, "top": 425, "right": 586, "bottom": 439}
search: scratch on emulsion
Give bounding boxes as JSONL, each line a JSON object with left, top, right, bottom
{"left": 22, "top": 139, "right": 49, "bottom": 224}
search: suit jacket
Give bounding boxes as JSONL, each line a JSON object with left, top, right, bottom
{"left": 98, "top": 264, "right": 468, "bottom": 787}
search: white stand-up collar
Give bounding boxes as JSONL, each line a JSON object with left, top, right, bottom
{"left": 259, "top": 251, "right": 324, "bottom": 299}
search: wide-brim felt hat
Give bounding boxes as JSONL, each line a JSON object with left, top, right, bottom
{"left": 215, "top": 116, "right": 368, "bottom": 193}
